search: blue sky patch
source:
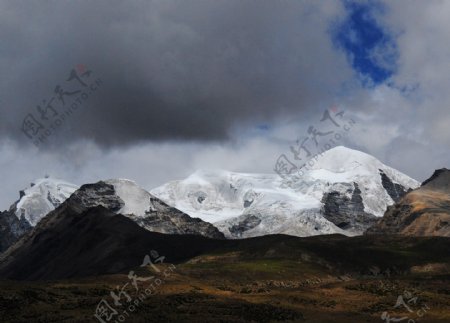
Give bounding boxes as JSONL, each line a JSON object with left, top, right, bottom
{"left": 256, "top": 124, "right": 270, "bottom": 132}
{"left": 332, "top": 1, "right": 398, "bottom": 87}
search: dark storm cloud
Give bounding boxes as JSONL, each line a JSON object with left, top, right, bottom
{"left": 0, "top": 0, "right": 350, "bottom": 147}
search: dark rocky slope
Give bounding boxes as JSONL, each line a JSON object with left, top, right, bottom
{"left": 0, "top": 209, "right": 31, "bottom": 253}
{"left": 321, "top": 182, "right": 378, "bottom": 232}
{"left": 0, "top": 205, "right": 224, "bottom": 280}
{"left": 367, "top": 168, "right": 450, "bottom": 236}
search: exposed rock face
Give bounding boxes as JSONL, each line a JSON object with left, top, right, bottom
{"left": 321, "top": 183, "right": 377, "bottom": 233}
{"left": 228, "top": 215, "right": 262, "bottom": 238}
{"left": 367, "top": 168, "right": 450, "bottom": 237}
{"left": 0, "top": 209, "right": 31, "bottom": 253}
{"left": 243, "top": 190, "right": 258, "bottom": 208}
{"left": 70, "top": 182, "right": 124, "bottom": 212}
{"left": 379, "top": 169, "right": 408, "bottom": 202}
{"left": 131, "top": 197, "right": 225, "bottom": 239}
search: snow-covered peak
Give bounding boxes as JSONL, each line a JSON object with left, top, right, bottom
{"left": 152, "top": 146, "right": 420, "bottom": 238}
{"left": 74, "top": 178, "right": 225, "bottom": 239}
{"left": 309, "top": 146, "right": 379, "bottom": 172}
{"left": 290, "top": 146, "right": 420, "bottom": 216}
{"left": 305, "top": 146, "right": 418, "bottom": 188}
{"left": 15, "top": 178, "right": 79, "bottom": 226}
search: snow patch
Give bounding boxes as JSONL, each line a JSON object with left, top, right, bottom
{"left": 105, "top": 179, "right": 152, "bottom": 217}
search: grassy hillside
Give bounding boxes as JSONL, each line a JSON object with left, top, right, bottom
{"left": 0, "top": 234, "right": 449, "bottom": 322}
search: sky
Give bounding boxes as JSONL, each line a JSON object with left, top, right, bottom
{"left": 1, "top": 0, "right": 450, "bottom": 209}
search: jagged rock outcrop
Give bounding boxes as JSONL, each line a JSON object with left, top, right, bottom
{"left": 130, "top": 197, "right": 225, "bottom": 239}
{"left": 0, "top": 209, "right": 31, "bottom": 253}
{"left": 321, "top": 182, "right": 377, "bottom": 232}
{"left": 379, "top": 169, "right": 408, "bottom": 202}
{"left": 70, "top": 181, "right": 124, "bottom": 212}
{"left": 228, "top": 215, "right": 262, "bottom": 238}
{"left": 366, "top": 168, "right": 450, "bottom": 237}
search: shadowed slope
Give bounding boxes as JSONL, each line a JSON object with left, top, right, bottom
{"left": 0, "top": 205, "right": 223, "bottom": 280}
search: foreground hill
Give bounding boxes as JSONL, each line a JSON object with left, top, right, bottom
{"left": 0, "top": 205, "right": 226, "bottom": 280}
{"left": 367, "top": 168, "right": 450, "bottom": 236}
{"left": 0, "top": 232, "right": 449, "bottom": 322}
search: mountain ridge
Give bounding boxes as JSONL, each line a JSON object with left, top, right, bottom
{"left": 0, "top": 146, "right": 423, "bottom": 253}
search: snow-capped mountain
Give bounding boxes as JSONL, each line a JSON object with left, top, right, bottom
{"left": 15, "top": 178, "right": 79, "bottom": 226}
{"left": 151, "top": 146, "right": 420, "bottom": 238}
{"left": 0, "top": 177, "right": 78, "bottom": 253}
{"left": 60, "top": 179, "right": 225, "bottom": 239}
{"left": 0, "top": 146, "right": 422, "bottom": 253}
{"left": 0, "top": 176, "right": 223, "bottom": 254}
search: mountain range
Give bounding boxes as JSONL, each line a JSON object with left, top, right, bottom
{"left": 2, "top": 145, "right": 450, "bottom": 259}
{"left": 151, "top": 146, "right": 419, "bottom": 237}
{"left": 0, "top": 146, "right": 421, "bottom": 254}
{"left": 0, "top": 178, "right": 224, "bottom": 253}
{"left": 1, "top": 145, "right": 450, "bottom": 321}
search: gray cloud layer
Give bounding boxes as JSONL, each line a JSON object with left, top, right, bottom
{"left": 0, "top": 0, "right": 350, "bottom": 147}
